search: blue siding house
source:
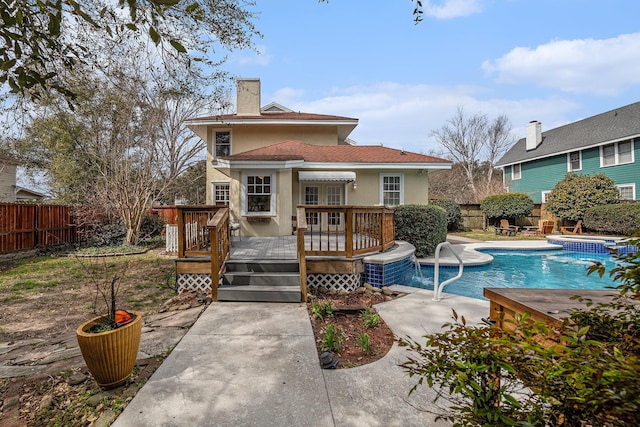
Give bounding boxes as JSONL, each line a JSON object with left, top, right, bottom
{"left": 496, "top": 102, "right": 640, "bottom": 203}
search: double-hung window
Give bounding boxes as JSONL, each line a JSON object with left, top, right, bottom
{"left": 567, "top": 151, "right": 582, "bottom": 172}
{"left": 380, "top": 174, "right": 403, "bottom": 206}
{"left": 617, "top": 184, "right": 636, "bottom": 201}
{"left": 214, "top": 131, "right": 231, "bottom": 158}
{"left": 601, "top": 140, "right": 634, "bottom": 167}
{"left": 512, "top": 163, "right": 521, "bottom": 180}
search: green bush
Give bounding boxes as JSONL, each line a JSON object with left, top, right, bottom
{"left": 430, "top": 199, "right": 462, "bottom": 231}
{"left": 546, "top": 173, "right": 619, "bottom": 221}
{"left": 394, "top": 204, "right": 447, "bottom": 257}
{"left": 584, "top": 202, "right": 640, "bottom": 235}
{"left": 480, "top": 192, "right": 534, "bottom": 224}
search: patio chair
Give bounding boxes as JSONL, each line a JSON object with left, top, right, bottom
{"left": 561, "top": 220, "right": 583, "bottom": 235}
{"left": 495, "top": 219, "right": 518, "bottom": 236}
{"left": 536, "top": 220, "right": 555, "bottom": 236}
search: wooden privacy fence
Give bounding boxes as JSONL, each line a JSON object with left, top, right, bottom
{"left": 0, "top": 203, "right": 78, "bottom": 254}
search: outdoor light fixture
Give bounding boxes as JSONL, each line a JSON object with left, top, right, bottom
{"left": 352, "top": 181, "right": 357, "bottom": 190}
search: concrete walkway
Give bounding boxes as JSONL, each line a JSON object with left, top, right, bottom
{"left": 113, "top": 287, "right": 489, "bottom": 427}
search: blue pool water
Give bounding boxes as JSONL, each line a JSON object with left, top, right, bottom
{"left": 409, "top": 250, "right": 620, "bottom": 300}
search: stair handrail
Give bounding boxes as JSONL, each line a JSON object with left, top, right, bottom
{"left": 296, "top": 206, "right": 309, "bottom": 302}
{"left": 207, "top": 207, "right": 231, "bottom": 302}
{"left": 432, "top": 241, "right": 464, "bottom": 302}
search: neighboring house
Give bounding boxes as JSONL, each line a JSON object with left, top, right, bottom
{"left": 497, "top": 102, "right": 640, "bottom": 203}
{"left": 186, "top": 78, "right": 452, "bottom": 237}
{"left": 0, "top": 155, "right": 46, "bottom": 202}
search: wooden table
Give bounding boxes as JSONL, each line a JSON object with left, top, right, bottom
{"left": 484, "top": 288, "right": 620, "bottom": 327}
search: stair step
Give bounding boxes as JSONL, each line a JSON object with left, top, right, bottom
{"left": 217, "top": 285, "right": 301, "bottom": 303}
{"left": 222, "top": 271, "right": 300, "bottom": 287}
{"left": 225, "top": 259, "right": 299, "bottom": 273}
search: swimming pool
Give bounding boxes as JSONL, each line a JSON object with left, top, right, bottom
{"left": 410, "top": 250, "right": 620, "bottom": 300}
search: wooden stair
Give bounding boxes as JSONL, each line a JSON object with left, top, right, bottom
{"left": 218, "top": 259, "right": 301, "bottom": 303}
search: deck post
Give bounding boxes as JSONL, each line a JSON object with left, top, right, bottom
{"left": 296, "top": 207, "right": 308, "bottom": 302}
{"left": 345, "top": 207, "right": 353, "bottom": 258}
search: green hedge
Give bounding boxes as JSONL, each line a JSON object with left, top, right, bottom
{"left": 480, "top": 193, "right": 534, "bottom": 224}
{"left": 394, "top": 204, "right": 447, "bottom": 257}
{"left": 430, "top": 200, "right": 462, "bottom": 231}
{"left": 584, "top": 203, "right": 640, "bottom": 235}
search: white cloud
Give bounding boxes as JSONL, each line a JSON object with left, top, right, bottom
{"left": 281, "top": 82, "right": 579, "bottom": 155}
{"left": 424, "top": 0, "right": 483, "bottom": 19}
{"left": 235, "top": 44, "right": 273, "bottom": 66}
{"left": 482, "top": 33, "right": 640, "bottom": 95}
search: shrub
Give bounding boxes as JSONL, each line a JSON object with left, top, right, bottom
{"left": 545, "top": 173, "right": 619, "bottom": 221}
{"left": 88, "top": 220, "right": 127, "bottom": 247}
{"left": 430, "top": 199, "right": 462, "bottom": 231}
{"left": 394, "top": 204, "right": 447, "bottom": 257}
{"left": 480, "top": 192, "right": 534, "bottom": 224}
{"left": 584, "top": 202, "right": 640, "bottom": 235}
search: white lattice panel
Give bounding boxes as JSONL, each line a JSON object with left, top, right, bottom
{"left": 177, "top": 273, "right": 211, "bottom": 293}
{"left": 307, "top": 274, "right": 360, "bottom": 292}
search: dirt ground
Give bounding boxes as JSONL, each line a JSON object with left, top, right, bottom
{"left": 307, "top": 287, "right": 403, "bottom": 368}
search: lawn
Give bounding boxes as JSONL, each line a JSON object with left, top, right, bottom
{"left": 450, "top": 230, "right": 549, "bottom": 241}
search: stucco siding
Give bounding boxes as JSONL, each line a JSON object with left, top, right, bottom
{"left": 210, "top": 125, "right": 339, "bottom": 155}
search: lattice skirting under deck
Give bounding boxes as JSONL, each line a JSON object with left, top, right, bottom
{"left": 307, "top": 273, "right": 361, "bottom": 292}
{"left": 177, "top": 273, "right": 212, "bottom": 293}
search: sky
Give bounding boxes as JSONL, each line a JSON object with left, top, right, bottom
{"left": 218, "top": 0, "right": 640, "bottom": 156}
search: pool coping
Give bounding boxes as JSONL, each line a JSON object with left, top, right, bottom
{"left": 417, "top": 240, "right": 564, "bottom": 267}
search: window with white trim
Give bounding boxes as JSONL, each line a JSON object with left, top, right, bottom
{"left": 212, "top": 182, "right": 230, "bottom": 205}
{"left": 512, "top": 163, "right": 521, "bottom": 180}
{"left": 567, "top": 151, "right": 581, "bottom": 172}
{"left": 246, "top": 175, "right": 273, "bottom": 214}
{"left": 326, "top": 186, "right": 342, "bottom": 225}
{"left": 617, "top": 184, "right": 636, "bottom": 201}
{"left": 541, "top": 191, "right": 552, "bottom": 203}
{"left": 214, "top": 131, "right": 230, "bottom": 158}
{"left": 601, "top": 140, "right": 634, "bottom": 167}
{"left": 304, "top": 186, "right": 319, "bottom": 225}
{"left": 380, "top": 174, "right": 403, "bottom": 206}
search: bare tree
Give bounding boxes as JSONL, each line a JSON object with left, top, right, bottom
{"left": 483, "top": 114, "right": 513, "bottom": 192}
{"left": 430, "top": 107, "right": 514, "bottom": 202}
{"left": 430, "top": 107, "right": 487, "bottom": 196}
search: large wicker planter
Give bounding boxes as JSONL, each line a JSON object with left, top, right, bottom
{"left": 76, "top": 311, "right": 142, "bottom": 390}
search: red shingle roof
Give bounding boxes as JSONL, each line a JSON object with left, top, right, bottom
{"left": 223, "top": 140, "right": 450, "bottom": 164}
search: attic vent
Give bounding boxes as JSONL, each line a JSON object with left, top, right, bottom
{"left": 526, "top": 121, "right": 542, "bottom": 151}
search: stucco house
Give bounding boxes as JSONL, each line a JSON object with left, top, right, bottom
{"left": 186, "top": 78, "right": 452, "bottom": 237}
{"left": 497, "top": 102, "right": 640, "bottom": 203}
{"left": 0, "top": 155, "right": 46, "bottom": 202}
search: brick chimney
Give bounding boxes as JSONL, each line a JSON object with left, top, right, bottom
{"left": 526, "top": 120, "right": 542, "bottom": 151}
{"left": 236, "top": 78, "right": 261, "bottom": 116}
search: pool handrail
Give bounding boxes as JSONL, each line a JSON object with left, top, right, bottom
{"left": 432, "top": 241, "right": 464, "bottom": 302}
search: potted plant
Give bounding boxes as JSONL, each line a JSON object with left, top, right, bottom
{"left": 75, "top": 256, "right": 142, "bottom": 390}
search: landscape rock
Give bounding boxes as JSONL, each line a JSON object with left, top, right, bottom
{"left": 93, "top": 409, "right": 116, "bottom": 427}
{"left": 39, "top": 394, "right": 53, "bottom": 410}
{"left": 67, "top": 373, "right": 88, "bottom": 386}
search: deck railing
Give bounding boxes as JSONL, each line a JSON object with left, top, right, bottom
{"left": 207, "top": 208, "right": 231, "bottom": 301}
{"left": 176, "top": 206, "right": 224, "bottom": 258}
{"left": 296, "top": 205, "right": 395, "bottom": 257}
{"left": 175, "top": 205, "right": 231, "bottom": 301}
